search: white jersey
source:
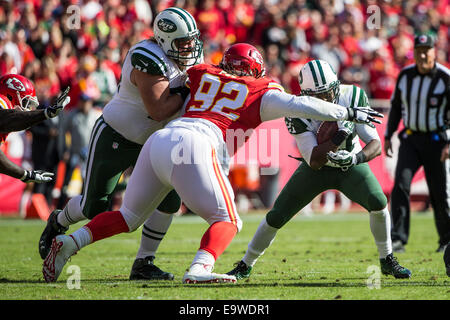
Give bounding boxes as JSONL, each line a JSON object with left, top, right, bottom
{"left": 285, "top": 84, "right": 380, "bottom": 167}
{"left": 102, "top": 40, "right": 187, "bottom": 145}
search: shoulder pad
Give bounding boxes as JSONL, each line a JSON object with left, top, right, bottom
{"left": 131, "top": 46, "right": 168, "bottom": 76}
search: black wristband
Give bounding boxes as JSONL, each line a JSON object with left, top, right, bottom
{"left": 355, "top": 150, "right": 366, "bottom": 164}
{"left": 331, "top": 130, "right": 349, "bottom": 146}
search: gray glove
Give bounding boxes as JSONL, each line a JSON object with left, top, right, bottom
{"left": 44, "top": 86, "right": 71, "bottom": 119}
{"left": 20, "top": 170, "right": 54, "bottom": 183}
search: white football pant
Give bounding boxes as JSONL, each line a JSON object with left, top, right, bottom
{"left": 120, "top": 125, "right": 242, "bottom": 233}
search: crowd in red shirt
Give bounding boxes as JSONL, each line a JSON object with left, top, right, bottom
{"left": 0, "top": 0, "right": 449, "bottom": 106}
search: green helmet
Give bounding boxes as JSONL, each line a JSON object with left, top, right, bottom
{"left": 299, "top": 59, "right": 340, "bottom": 103}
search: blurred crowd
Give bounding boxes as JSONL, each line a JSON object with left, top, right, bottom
{"left": 0, "top": 0, "right": 448, "bottom": 210}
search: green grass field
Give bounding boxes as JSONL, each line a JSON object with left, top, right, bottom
{"left": 0, "top": 211, "right": 449, "bottom": 300}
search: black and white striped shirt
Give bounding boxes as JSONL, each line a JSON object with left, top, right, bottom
{"left": 386, "top": 62, "right": 450, "bottom": 140}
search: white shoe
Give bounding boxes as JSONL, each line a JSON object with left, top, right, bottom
{"left": 43, "top": 235, "right": 78, "bottom": 282}
{"left": 182, "top": 263, "right": 237, "bottom": 284}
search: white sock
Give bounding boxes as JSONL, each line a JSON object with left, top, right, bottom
{"left": 70, "top": 226, "right": 92, "bottom": 249}
{"left": 191, "top": 249, "right": 215, "bottom": 272}
{"left": 135, "top": 209, "right": 174, "bottom": 259}
{"left": 369, "top": 207, "right": 393, "bottom": 259}
{"left": 57, "top": 195, "right": 87, "bottom": 227}
{"left": 243, "top": 217, "right": 278, "bottom": 267}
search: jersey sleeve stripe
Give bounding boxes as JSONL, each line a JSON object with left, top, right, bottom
{"left": 133, "top": 47, "right": 168, "bottom": 72}
{"left": 165, "top": 8, "right": 193, "bottom": 32}
{"left": 353, "top": 86, "right": 361, "bottom": 108}
{"left": 131, "top": 52, "right": 165, "bottom": 75}
{"left": 0, "top": 98, "right": 9, "bottom": 109}
{"left": 267, "top": 83, "right": 284, "bottom": 91}
{"left": 357, "top": 88, "right": 369, "bottom": 107}
{"left": 350, "top": 85, "right": 357, "bottom": 108}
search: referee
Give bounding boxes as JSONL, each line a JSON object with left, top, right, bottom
{"left": 384, "top": 33, "right": 450, "bottom": 253}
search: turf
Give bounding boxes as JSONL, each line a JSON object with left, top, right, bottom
{"left": 0, "top": 211, "right": 448, "bottom": 300}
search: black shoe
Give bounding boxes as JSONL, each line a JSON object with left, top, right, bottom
{"left": 443, "top": 244, "right": 450, "bottom": 277}
{"left": 380, "top": 253, "right": 411, "bottom": 279}
{"left": 38, "top": 210, "right": 69, "bottom": 259}
{"left": 436, "top": 244, "right": 446, "bottom": 253}
{"left": 226, "top": 260, "right": 253, "bottom": 280}
{"left": 129, "top": 256, "right": 174, "bottom": 280}
{"left": 392, "top": 240, "right": 405, "bottom": 253}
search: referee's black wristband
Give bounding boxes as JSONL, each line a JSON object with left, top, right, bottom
{"left": 331, "top": 130, "right": 349, "bottom": 146}
{"left": 355, "top": 150, "right": 367, "bottom": 164}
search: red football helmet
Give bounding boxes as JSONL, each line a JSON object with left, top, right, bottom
{"left": 220, "top": 43, "right": 265, "bottom": 78}
{"left": 0, "top": 74, "right": 39, "bottom": 111}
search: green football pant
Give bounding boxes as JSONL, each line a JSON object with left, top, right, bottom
{"left": 266, "top": 162, "right": 387, "bottom": 229}
{"left": 80, "top": 116, "right": 180, "bottom": 219}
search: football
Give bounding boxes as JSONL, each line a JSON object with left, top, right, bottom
{"left": 316, "top": 121, "right": 338, "bottom": 144}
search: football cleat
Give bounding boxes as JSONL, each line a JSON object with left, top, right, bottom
{"left": 380, "top": 253, "right": 411, "bottom": 279}
{"left": 42, "top": 235, "right": 78, "bottom": 283}
{"left": 226, "top": 260, "right": 253, "bottom": 280}
{"left": 39, "top": 209, "right": 69, "bottom": 259}
{"left": 182, "top": 263, "right": 237, "bottom": 284}
{"left": 129, "top": 256, "right": 174, "bottom": 280}
{"left": 444, "top": 244, "right": 450, "bottom": 277}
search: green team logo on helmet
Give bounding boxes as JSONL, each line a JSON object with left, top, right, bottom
{"left": 157, "top": 18, "right": 177, "bottom": 33}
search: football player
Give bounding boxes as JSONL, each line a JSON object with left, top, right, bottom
{"left": 0, "top": 74, "right": 70, "bottom": 183}
{"left": 226, "top": 59, "right": 411, "bottom": 280}
{"left": 38, "top": 7, "right": 203, "bottom": 281}
{"left": 42, "top": 44, "right": 383, "bottom": 284}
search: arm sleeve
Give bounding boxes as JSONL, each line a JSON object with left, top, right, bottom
{"left": 385, "top": 73, "right": 404, "bottom": 139}
{"left": 0, "top": 149, "right": 24, "bottom": 179}
{"left": 260, "top": 90, "right": 348, "bottom": 122}
{"left": 355, "top": 122, "right": 380, "bottom": 144}
{"left": 293, "top": 131, "right": 318, "bottom": 166}
{"left": 0, "top": 109, "right": 47, "bottom": 133}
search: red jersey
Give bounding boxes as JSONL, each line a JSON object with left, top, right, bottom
{"left": 0, "top": 93, "right": 13, "bottom": 144}
{"left": 183, "top": 64, "right": 283, "bottom": 152}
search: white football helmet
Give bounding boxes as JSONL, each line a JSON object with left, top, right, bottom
{"left": 153, "top": 7, "right": 203, "bottom": 67}
{"left": 299, "top": 59, "right": 340, "bottom": 103}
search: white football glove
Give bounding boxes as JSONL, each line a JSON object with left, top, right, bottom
{"left": 44, "top": 86, "right": 71, "bottom": 119}
{"left": 346, "top": 107, "right": 383, "bottom": 127}
{"left": 20, "top": 170, "right": 54, "bottom": 183}
{"left": 326, "top": 150, "right": 357, "bottom": 171}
